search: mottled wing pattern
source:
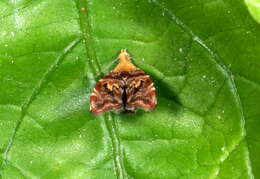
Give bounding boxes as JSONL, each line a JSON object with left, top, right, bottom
{"left": 90, "top": 72, "right": 124, "bottom": 115}
{"left": 125, "top": 70, "right": 157, "bottom": 112}
{"left": 90, "top": 50, "right": 157, "bottom": 114}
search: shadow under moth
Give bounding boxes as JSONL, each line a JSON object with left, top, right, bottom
{"left": 90, "top": 49, "right": 157, "bottom": 115}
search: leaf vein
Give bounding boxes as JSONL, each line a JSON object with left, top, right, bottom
{"left": 236, "top": 74, "right": 260, "bottom": 87}
{"left": 0, "top": 38, "right": 81, "bottom": 175}
{"left": 74, "top": 0, "right": 127, "bottom": 178}
{"left": 151, "top": 0, "right": 252, "bottom": 177}
{"left": 75, "top": 0, "right": 101, "bottom": 77}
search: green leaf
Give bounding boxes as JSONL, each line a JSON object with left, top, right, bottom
{"left": 245, "top": 0, "right": 260, "bottom": 23}
{"left": 0, "top": 0, "right": 259, "bottom": 178}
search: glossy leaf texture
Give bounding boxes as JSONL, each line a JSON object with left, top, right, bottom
{"left": 0, "top": 0, "right": 259, "bottom": 178}
{"left": 245, "top": 0, "right": 260, "bottom": 23}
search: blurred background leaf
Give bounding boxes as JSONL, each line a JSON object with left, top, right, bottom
{"left": 245, "top": 0, "right": 260, "bottom": 23}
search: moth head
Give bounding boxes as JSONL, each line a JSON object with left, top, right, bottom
{"left": 119, "top": 49, "right": 130, "bottom": 60}
{"left": 113, "top": 49, "right": 137, "bottom": 72}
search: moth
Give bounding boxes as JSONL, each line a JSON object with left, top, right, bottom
{"left": 90, "top": 49, "right": 157, "bottom": 114}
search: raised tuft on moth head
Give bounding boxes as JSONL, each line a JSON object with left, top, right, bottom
{"left": 119, "top": 49, "right": 129, "bottom": 59}
{"left": 113, "top": 49, "right": 137, "bottom": 72}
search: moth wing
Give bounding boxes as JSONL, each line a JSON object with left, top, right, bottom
{"left": 90, "top": 78, "right": 124, "bottom": 115}
{"left": 125, "top": 73, "right": 157, "bottom": 112}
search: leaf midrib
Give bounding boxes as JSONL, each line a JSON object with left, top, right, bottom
{"left": 75, "top": 0, "right": 128, "bottom": 179}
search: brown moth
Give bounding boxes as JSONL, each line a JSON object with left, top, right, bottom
{"left": 90, "top": 49, "right": 157, "bottom": 114}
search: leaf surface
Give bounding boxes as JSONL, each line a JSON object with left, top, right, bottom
{"left": 0, "top": 0, "right": 259, "bottom": 178}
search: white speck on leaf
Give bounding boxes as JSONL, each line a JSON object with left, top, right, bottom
{"left": 75, "top": 143, "right": 81, "bottom": 150}
{"left": 1, "top": 31, "right": 7, "bottom": 36}
{"left": 4, "top": 44, "right": 8, "bottom": 47}
{"left": 214, "top": 169, "right": 219, "bottom": 176}
{"left": 179, "top": 48, "right": 183, "bottom": 53}
{"left": 80, "top": 7, "right": 86, "bottom": 12}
